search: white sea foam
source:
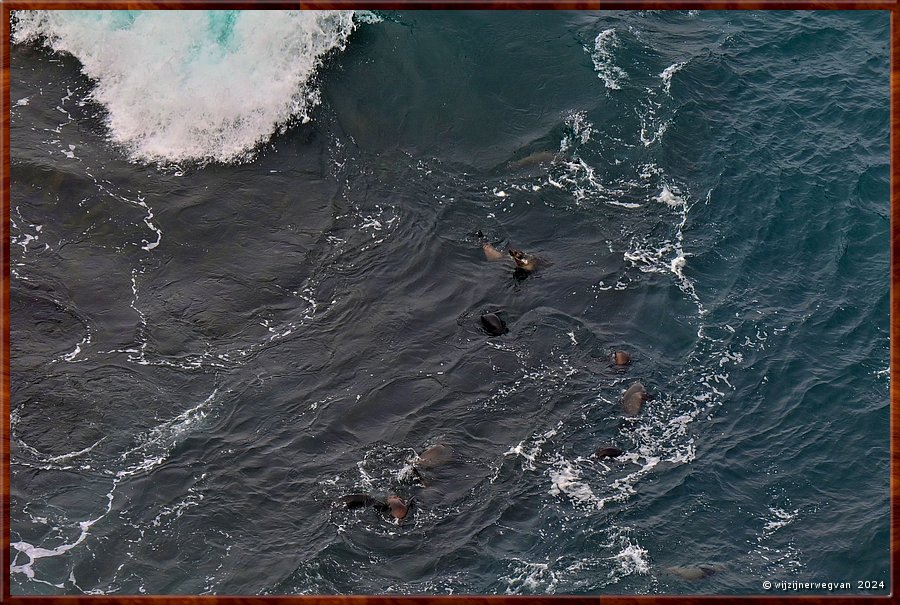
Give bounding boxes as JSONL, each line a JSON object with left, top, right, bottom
{"left": 501, "top": 559, "right": 559, "bottom": 594}
{"left": 763, "top": 506, "right": 799, "bottom": 534}
{"left": 614, "top": 542, "right": 651, "bottom": 575}
{"left": 559, "top": 111, "right": 593, "bottom": 151}
{"left": 118, "top": 387, "right": 220, "bottom": 479}
{"left": 548, "top": 456, "right": 602, "bottom": 509}
{"left": 13, "top": 385, "right": 222, "bottom": 588}
{"left": 60, "top": 328, "right": 92, "bottom": 362}
{"left": 504, "top": 424, "right": 559, "bottom": 472}
{"left": 625, "top": 184, "right": 701, "bottom": 311}
{"left": 750, "top": 501, "right": 804, "bottom": 574}
{"left": 638, "top": 98, "right": 670, "bottom": 148}
{"left": 590, "top": 29, "right": 627, "bottom": 90}
{"left": 660, "top": 61, "right": 687, "bottom": 95}
{"left": 13, "top": 10, "right": 357, "bottom": 164}
{"left": 654, "top": 184, "right": 685, "bottom": 207}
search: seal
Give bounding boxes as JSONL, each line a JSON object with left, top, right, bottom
{"left": 482, "top": 242, "right": 506, "bottom": 262}
{"left": 475, "top": 231, "right": 507, "bottom": 262}
{"left": 507, "top": 151, "right": 557, "bottom": 171}
{"left": 409, "top": 443, "right": 452, "bottom": 487}
{"left": 384, "top": 495, "right": 413, "bottom": 520}
{"left": 342, "top": 493, "right": 415, "bottom": 520}
{"left": 342, "top": 493, "right": 377, "bottom": 509}
{"left": 416, "top": 443, "right": 450, "bottom": 467}
{"left": 594, "top": 447, "right": 624, "bottom": 459}
{"left": 480, "top": 313, "right": 508, "bottom": 336}
{"left": 665, "top": 565, "right": 719, "bottom": 581}
{"left": 621, "top": 382, "right": 650, "bottom": 416}
{"left": 612, "top": 351, "right": 631, "bottom": 367}
{"left": 508, "top": 248, "right": 540, "bottom": 273}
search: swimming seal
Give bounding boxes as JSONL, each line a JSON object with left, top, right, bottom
{"left": 621, "top": 382, "right": 650, "bottom": 416}
{"left": 665, "top": 565, "right": 719, "bottom": 580}
{"left": 480, "top": 313, "right": 508, "bottom": 336}
{"left": 507, "top": 151, "right": 557, "bottom": 171}
{"left": 612, "top": 351, "right": 631, "bottom": 367}
{"left": 342, "top": 493, "right": 377, "bottom": 509}
{"left": 342, "top": 493, "right": 415, "bottom": 520}
{"left": 384, "top": 495, "right": 413, "bottom": 520}
{"left": 482, "top": 243, "right": 506, "bottom": 262}
{"left": 416, "top": 443, "right": 450, "bottom": 467}
{"left": 594, "top": 447, "right": 624, "bottom": 459}
{"left": 508, "top": 248, "right": 540, "bottom": 273}
{"left": 475, "top": 231, "right": 507, "bottom": 262}
{"left": 410, "top": 443, "right": 452, "bottom": 487}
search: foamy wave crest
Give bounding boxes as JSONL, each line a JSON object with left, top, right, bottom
{"left": 590, "top": 29, "right": 627, "bottom": 90}
{"left": 659, "top": 61, "right": 686, "bottom": 95}
{"left": 12, "top": 10, "right": 357, "bottom": 164}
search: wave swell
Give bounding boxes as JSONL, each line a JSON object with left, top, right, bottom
{"left": 13, "top": 10, "right": 357, "bottom": 165}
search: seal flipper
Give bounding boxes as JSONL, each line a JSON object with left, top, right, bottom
{"left": 385, "top": 495, "right": 410, "bottom": 520}
{"left": 342, "top": 493, "right": 376, "bottom": 509}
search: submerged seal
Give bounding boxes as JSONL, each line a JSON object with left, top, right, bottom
{"left": 594, "top": 447, "right": 624, "bottom": 459}
{"left": 416, "top": 443, "right": 450, "bottom": 467}
{"left": 665, "top": 565, "right": 719, "bottom": 581}
{"left": 612, "top": 351, "right": 631, "bottom": 367}
{"left": 480, "top": 313, "right": 508, "bottom": 336}
{"left": 621, "top": 382, "right": 650, "bottom": 416}
{"left": 507, "top": 150, "right": 558, "bottom": 171}
{"left": 342, "top": 493, "right": 415, "bottom": 520}
{"left": 482, "top": 243, "right": 506, "bottom": 262}
{"left": 410, "top": 443, "right": 452, "bottom": 487}
{"left": 475, "top": 230, "right": 506, "bottom": 262}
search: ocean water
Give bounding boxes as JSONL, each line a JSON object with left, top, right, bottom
{"left": 8, "top": 9, "right": 890, "bottom": 595}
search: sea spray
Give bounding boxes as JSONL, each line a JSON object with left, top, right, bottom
{"left": 12, "top": 10, "right": 357, "bottom": 165}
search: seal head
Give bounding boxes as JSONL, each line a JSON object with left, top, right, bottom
{"left": 480, "top": 313, "right": 508, "bottom": 336}
{"left": 621, "top": 382, "right": 650, "bottom": 416}
{"left": 508, "top": 248, "right": 538, "bottom": 272}
{"left": 612, "top": 351, "right": 631, "bottom": 367}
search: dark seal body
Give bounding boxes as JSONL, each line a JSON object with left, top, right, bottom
{"left": 621, "top": 382, "right": 649, "bottom": 416}
{"left": 342, "top": 493, "right": 376, "bottom": 509}
{"left": 417, "top": 443, "right": 450, "bottom": 467}
{"left": 594, "top": 447, "right": 624, "bottom": 459}
{"left": 410, "top": 443, "right": 453, "bottom": 487}
{"left": 385, "top": 495, "right": 412, "bottom": 520}
{"left": 480, "top": 313, "right": 508, "bottom": 336}
{"left": 612, "top": 351, "right": 631, "bottom": 366}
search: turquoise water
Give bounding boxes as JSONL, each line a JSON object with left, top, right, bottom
{"left": 9, "top": 10, "right": 890, "bottom": 594}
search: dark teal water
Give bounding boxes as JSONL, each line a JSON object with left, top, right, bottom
{"left": 8, "top": 10, "right": 890, "bottom": 595}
